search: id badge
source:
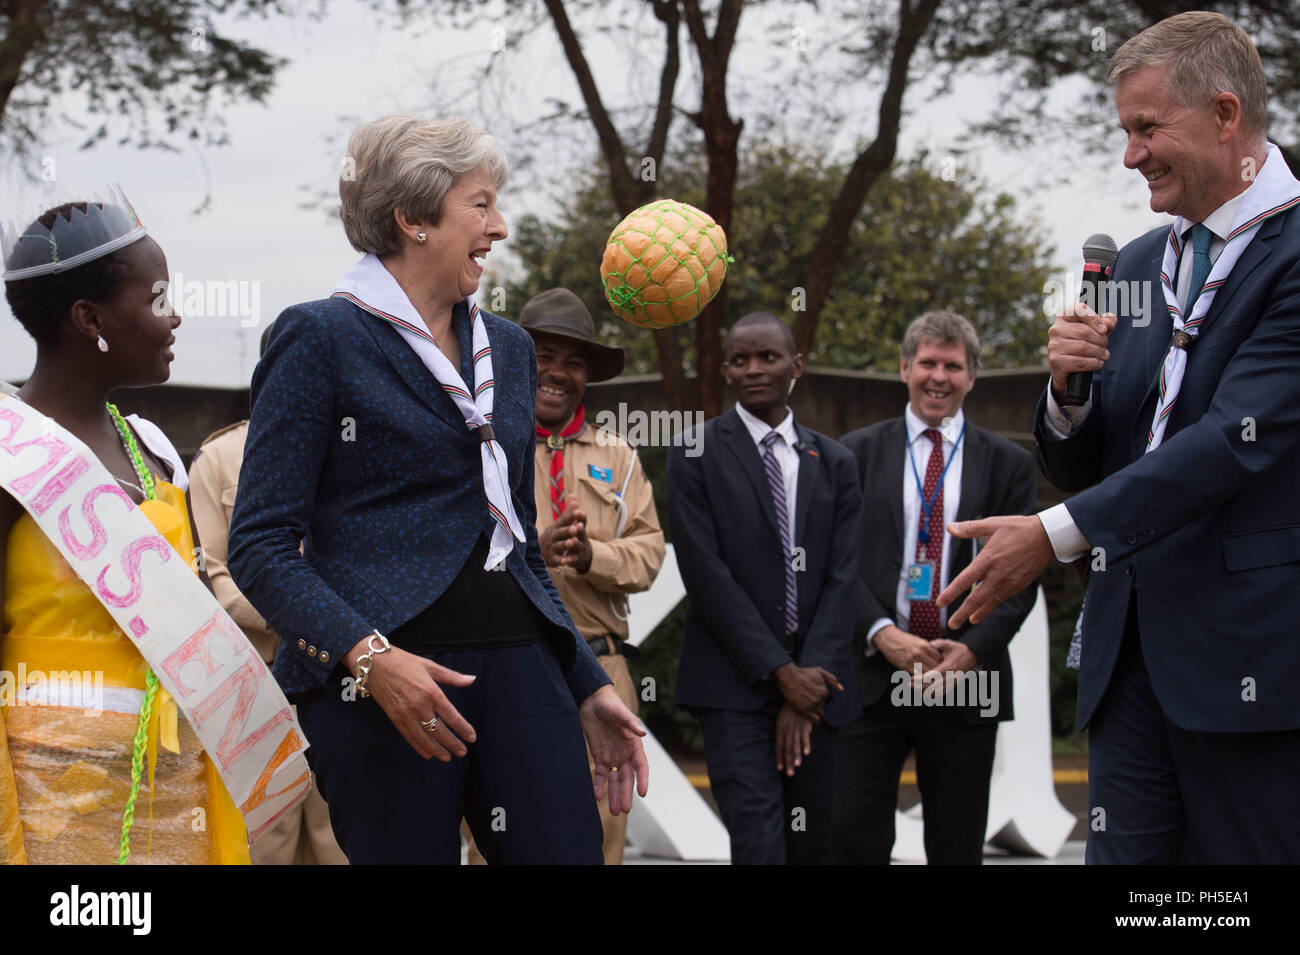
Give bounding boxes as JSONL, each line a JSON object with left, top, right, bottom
{"left": 906, "top": 562, "right": 934, "bottom": 601}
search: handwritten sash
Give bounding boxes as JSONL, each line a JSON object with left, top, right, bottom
{"left": 0, "top": 396, "right": 310, "bottom": 842}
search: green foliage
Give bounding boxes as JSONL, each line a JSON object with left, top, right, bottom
{"left": 0, "top": 0, "right": 286, "bottom": 159}
{"left": 495, "top": 140, "right": 1055, "bottom": 374}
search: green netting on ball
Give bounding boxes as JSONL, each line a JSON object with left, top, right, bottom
{"left": 601, "top": 199, "right": 734, "bottom": 325}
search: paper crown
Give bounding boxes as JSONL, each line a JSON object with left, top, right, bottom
{"left": 1, "top": 184, "right": 147, "bottom": 281}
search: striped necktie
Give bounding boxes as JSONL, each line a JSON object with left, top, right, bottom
{"left": 761, "top": 431, "right": 798, "bottom": 637}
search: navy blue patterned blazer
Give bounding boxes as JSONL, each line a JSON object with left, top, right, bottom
{"left": 227, "top": 295, "right": 611, "bottom": 701}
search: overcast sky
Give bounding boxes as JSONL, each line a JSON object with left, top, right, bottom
{"left": 0, "top": 1, "right": 1164, "bottom": 388}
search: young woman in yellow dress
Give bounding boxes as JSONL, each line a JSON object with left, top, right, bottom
{"left": 0, "top": 195, "right": 248, "bottom": 864}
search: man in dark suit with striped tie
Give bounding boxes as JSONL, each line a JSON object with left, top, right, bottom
{"left": 667, "top": 311, "right": 862, "bottom": 865}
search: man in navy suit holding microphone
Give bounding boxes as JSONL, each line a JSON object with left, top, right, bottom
{"left": 937, "top": 12, "right": 1300, "bottom": 863}
{"left": 667, "top": 311, "right": 861, "bottom": 865}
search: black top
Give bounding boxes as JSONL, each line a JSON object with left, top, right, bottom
{"left": 388, "top": 534, "right": 564, "bottom": 652}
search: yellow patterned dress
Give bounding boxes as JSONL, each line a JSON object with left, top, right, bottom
{"left": 0, "top": 480, "right": 248, "bottom": 864}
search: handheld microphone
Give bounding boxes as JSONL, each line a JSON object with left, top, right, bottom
{"left": 1062, "top": 233, "right": 1119, "bottom": 407}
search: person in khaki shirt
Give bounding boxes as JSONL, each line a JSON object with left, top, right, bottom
{"left": 190, "top": 416, "right": 348, "bottom": 866}
{"left": 466, "top": 288, "right": 664, "bottom": 865}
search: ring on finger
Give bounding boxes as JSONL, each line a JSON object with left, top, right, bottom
{"left": 421, "top": 715, "right": 440, "bottom": 733}
{"left": 608, "top": 765, "right": 619, "bottom": 774}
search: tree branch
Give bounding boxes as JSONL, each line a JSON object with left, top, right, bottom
{"left": 0, "top": 0, "right": 49, "bottom": 130}
{"left": 712, "top": 0, "right": 744, "bottom": 66}
{"left": 794, "top": 0, "right": 943, "bottom": 356}
{"left": 541, "top": 0, "right": 641, "bottom": 212}
{"left": 647, "top": 0, "right": 680, "bottom": 168}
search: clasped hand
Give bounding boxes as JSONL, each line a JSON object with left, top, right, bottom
{"left": 773, "top": 661, "right": 842, "bottom": 723}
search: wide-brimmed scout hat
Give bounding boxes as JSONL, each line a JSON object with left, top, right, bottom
{"left": 518, "top": 288, "right": 625, "bottom": 383}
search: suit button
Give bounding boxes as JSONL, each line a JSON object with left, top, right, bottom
{"left": 1124, "top": 565, "right": 1133, "bottom": 576}
{"left": 297, "top": 639, "right": 307, "bottom": 651}
{"left": 319, "top": 651, "right": 330, "bottom": 664}
{"left": 1126, "top": 533, "right": 1138, "bottom": 544}
{"left": 307, "top": 645, "right": 318, "bottom": 658}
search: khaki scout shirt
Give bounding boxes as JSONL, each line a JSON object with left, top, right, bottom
{"left": 188, "top": 421, "right": 278, "bottom": 664}
{"left": 533, "top": 422, "right": 665, "bottom": 641}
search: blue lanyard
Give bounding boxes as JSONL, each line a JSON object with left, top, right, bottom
{"left": 907, "top": 420, "right": 965, "bottom": 547}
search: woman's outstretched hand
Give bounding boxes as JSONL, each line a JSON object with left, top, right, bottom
{"left": 344, "top": 640, "right": 477, "bottom": 760}
{"left": 579, "top": 684, "right": 649, "bottom": 815}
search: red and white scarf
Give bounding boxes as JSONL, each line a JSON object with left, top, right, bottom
{"left": 332, "top": 254, "right": 525, "bottom": 569}
{"left": 1148, "top": 143, "right": 1300, "bottom": 451}
{"left": 536, "top": 405, "right": 586, "bottom": 520}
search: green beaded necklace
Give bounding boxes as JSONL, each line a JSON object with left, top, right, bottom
{"left": 106, "top": 402, "right": 161, "bottom": 865}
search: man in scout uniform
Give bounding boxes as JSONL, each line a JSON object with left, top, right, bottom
{"left": 522, "top": 287, "right": 666, "bottom": 865}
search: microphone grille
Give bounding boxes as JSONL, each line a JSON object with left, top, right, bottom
{"left": 1082, "top": 233, "right": 1119, "bottom": 268}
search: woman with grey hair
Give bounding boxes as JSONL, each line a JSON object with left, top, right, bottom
{"left": 228, "top": 115, "right": 648, "bottom": 864}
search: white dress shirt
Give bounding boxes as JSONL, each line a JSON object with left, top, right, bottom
{"left": 1039, "top": 193, "right": 1244, "bottom": 561}
{"left": 867, "top": 405, "right": 965, "bottom": 649}
{"left": 735, "top": 402, "right": 800, "bottom": 553}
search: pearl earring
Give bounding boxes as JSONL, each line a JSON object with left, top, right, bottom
{"left": 97, "top": 335, "right": 109, "bottom": 353}
{"left": 416, "top": 232, "right": 427, "bottom": 244}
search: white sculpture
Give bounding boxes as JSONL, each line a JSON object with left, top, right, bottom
{"left": 890, "top": 587, "right": 1077, "bottom": 861}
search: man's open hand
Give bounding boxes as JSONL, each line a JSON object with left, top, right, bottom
{"left": 936, "top": 515, "right": 1052, "bottom": 628}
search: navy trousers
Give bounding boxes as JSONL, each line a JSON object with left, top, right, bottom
{"left": 831, "top": 696, "right": 997, "bottom": 865}
{"left": 697, "top": 703, "right": 838, "bottom": 865}
{"left": 1087, "top": 598, "right": 1300, "bottom": 864}
{"left": 296, "top": 642, "right": 603, "bottom": 865}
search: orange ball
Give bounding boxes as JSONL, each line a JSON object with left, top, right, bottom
{"left": 600, "top": 199, "right": 731, "bottom": 328}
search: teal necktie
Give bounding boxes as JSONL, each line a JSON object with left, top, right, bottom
{"left": 1185, "top": 223, "right": 1213, "bottom": 313}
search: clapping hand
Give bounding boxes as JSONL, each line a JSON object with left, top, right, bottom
{"left": 539, "top": 505, "right": 593, "bottom": 572}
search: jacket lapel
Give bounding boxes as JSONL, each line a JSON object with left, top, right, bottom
{"left": 793, "top": 423, "right": 821, "bottom": 543}
{"left": 878, "top": 417, "right": 906, "bottom": 554}
{"left": 360, "top": 311, "right": 469, "bottom": 434}
{"left": 1137, "top": 214, "right": 1285, "bottom": 423}
{"left": 1136, "top": 248, "right": 1172, "bottom": 419}
{"left": 720, "top": 409, "right": 780, "bottom": 535}
{"left": 949, "top": 423, "right": 985, "bottom": 574}
{"left": 1198, "top": 212, "right": 1284, "bottom": 335}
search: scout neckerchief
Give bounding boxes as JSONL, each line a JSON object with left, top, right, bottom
{"left": 1147, "top": 142, "right": 1300, "bottom": 451}
{"left": 332, "top": 253, "right": 525, "bottom": 569}
{"left": 536, "top": 404, "right": 586, "bottom": 519}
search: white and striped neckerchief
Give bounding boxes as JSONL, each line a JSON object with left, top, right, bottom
{"left": 1147, "top": 143, "right": 1300, "bottom": 451}
{"left": 332, "top": 253, "right": 525, "bottom": 569}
